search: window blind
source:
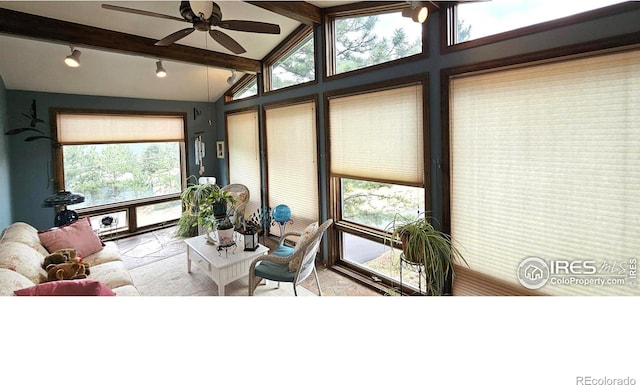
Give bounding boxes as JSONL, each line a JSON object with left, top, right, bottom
{"left": 227, "top": 110, "right": 261, "bottom": 219}
{"left": 265, "top": 101, "right": 319, "bottom": 234}
{"left": 329, "top": 84, "right": 424, "bottom": 186}
{"left": 450, "top": 49, "right": 640, "bottom": 295}
{"left": 57, "top": 113, "right": 184, "bottom": 144}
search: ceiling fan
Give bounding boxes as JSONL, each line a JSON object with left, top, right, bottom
{"left": 101, "top": 1, "right": 281, "bottom": 54}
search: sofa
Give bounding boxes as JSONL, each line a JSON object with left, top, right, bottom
{"left": 0, "top": 221, "right": 139, "bottom": 296}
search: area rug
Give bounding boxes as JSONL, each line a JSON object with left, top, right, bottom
{"left": 128, "top": 253, "right": 314, "bottom": 296}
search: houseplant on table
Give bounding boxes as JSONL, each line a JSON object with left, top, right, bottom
{"left": 176, "top": 177, "right": 216, "bottom": 237}
{"left": 196, "top": 185, "right": 236, "bottom": 244}
{"left": 385, "top": 212, "right": 467, "bottom": 295}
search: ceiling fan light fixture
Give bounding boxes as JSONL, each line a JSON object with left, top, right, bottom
{"left": 226, "top": 69, "right": 236, "bottom": 85}
{"left": 64, "top": 47, "right": 81, "bottom": 67}
{"left": 156, "top": 60, "right": 167, "bottom": 78}
{"left": 189, "top": 1, "right": 213, "bottom": 20}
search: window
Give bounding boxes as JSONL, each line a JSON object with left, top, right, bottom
{"left": 326, "top": 4, "right": 423, "bottom": 76}
{"left": 224, "top": 74, "right": 258, "bottom": 103}
{"left": 450, "top": 0, "right": 625, "bottom": 46}
{"left": 263, "top": 26, "right": 315, "bottom": 92}
{"left": 54, "top": 111, "right": 186, "bottom": 234}
{"left": 226, "top": 109, "right": 261, "bottom": 218}
{"left": 264, "top": 99, "right": 319, "bottom": 234}
{"left": 448, "top": 48, "right": 640, "bottom": 295}
{"left": 328, "top": 79, "right": 427, "bottom": 291}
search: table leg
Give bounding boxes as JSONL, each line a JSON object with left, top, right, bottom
{"left": 218, "top": 282, "right": 225, "bottom": 296}
{"left": 187, "top": 248, "right": 192, "bottom": 273}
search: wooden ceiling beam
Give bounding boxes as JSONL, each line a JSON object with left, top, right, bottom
{"left": 0, "top": 7, "right": 262, "bottom": 73}
{"left": 246, "top": 1, "right": 322, "bottom": 26}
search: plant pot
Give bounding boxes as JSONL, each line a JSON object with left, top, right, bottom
{"left": 217, "top": 227, "right": 234, "bottom": 245}
{"left": 212, "top": 201, "right": 227, "bottom": 219}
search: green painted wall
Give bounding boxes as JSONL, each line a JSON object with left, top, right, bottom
{"left": 5, "top": 90, "right": 216, "bottom": 230}
{"left": 0, "top": 75, "right": 12, "bottom": 229}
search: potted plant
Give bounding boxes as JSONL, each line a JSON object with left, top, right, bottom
{"left": 215, "top": 217, "right": 235, "bottom": 245}
{"left": 196, "top": 185, "right": 236, "bottom": 243}
{"left": 175, "top": 177, "right": 216, "bottom": 237}
{"left": 206, "top": 185, "right": 236, "bottom": 219}
{"left": 385, "top": 212, "right": 467, "bottom": 295}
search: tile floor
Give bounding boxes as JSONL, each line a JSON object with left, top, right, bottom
{"left": 114, "top": 226, "right": 381, "bottom": 296}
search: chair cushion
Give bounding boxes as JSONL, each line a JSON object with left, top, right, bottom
{"left": 254, "top": 261, "right": 296, "bottom": 283}
{"left": 289, "top": 222, "right": 318, "bottom": 272}
{"left": 272, "top": 245, "right": 294, "bottom": 257}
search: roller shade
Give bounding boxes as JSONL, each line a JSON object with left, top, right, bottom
{"left": 265, "top": 101, "right": 319, "bottom": 234}
{"left": 450, "top": 49, "right": 640, "bottom": 295}
{"left": 57, "top": 113, "right": 184, "bottom": 144}
{"left": 227, "top": 110, "right": 261, "bottom": 219}
{"left": 329, "top": 84, "right": 424, "bottom": 186}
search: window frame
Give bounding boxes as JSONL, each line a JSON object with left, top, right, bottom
{"left": 323, "top": 1, "right": 428, "bottom": 81}
{"left": 324, "top": 75, "right": 429, "bottom": 293}
{"left": 224, "top": 74, "right": 259, "bottom": 104}
{"left": 262, "top": 25, "right": 317, "bottom": 94}
{"left": 441, "top": 1, "right": 638, "bottom": 54}
{"left": 51, "top": 108, "right": 187, "bottom": 236}
{"left": 441, "top": 32, "right": 640, "bottom": 295}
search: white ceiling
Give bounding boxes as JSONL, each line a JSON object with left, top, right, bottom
{"left": 0, "top": 1, "right": 355, "bottom": 102}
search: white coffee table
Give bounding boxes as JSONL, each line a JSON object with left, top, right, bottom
{"left": 184, "top": 232, "right": 269, "bottom": 296}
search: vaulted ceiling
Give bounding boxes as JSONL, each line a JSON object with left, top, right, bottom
{"left": 0, "top": 1, "right": 355, "bottom": 102}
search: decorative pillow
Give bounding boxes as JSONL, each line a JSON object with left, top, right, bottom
{"left": 13, "top": 279, "right": 115, "bottom": 296}
{"left": 38, "top": 217, "right": 104, "bottom": 259}
{"left": 288, "top": 222, "right": 319, "bottom": 272}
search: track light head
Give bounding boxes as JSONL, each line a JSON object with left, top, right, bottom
{"left": 227, "top": 69, "right": 236, "bottom": 85}
{"left": 64, "top": 47, "right": 81, "bottom": 67}
{"left": 156, "top": 60, "right": 167, "bottom": 78}
{"left": 402, "top": 2, "right": 429, "bottom": 23}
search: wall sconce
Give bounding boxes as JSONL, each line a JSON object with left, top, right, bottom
{"left": 195, "top": 131, "right": 205, "bottom": 175}
{"left": 64, "top": 46, "right": 81, "bottom": 67}
{"left": 156, "top": 60, "right": 167, "bottom": 78}
{"left": 402, "top": 1, "right": 429, "bottom": 23}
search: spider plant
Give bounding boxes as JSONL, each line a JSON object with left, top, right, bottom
{"left": 385, "top": 212, "right": 467, "bottom": 295}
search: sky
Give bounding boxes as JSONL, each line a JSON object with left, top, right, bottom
{"left": 458, "top": 0, "right": 626, "bottom": 40}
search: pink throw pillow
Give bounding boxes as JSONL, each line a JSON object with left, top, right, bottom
{"left": 13, "top": 280, "right": 115, "bottom": 296}
{"left": 38, "top": 217, "right": 104, "bottom": 258}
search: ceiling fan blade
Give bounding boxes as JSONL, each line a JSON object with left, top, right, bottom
{"left": 219, "top": 20, "right": 281, "bottom": 35}
{"left": 155, "top": 28, "right": 196, "bottom": 46}
{"left": 101, "top": 4, "right": 186, "bottom": 23}
{"left": 209, "top": 30, "right": 246, "bottom": 55}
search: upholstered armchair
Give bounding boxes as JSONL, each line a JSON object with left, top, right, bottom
{"left": 248, "top": 219, "right": 333, "bottom": 296}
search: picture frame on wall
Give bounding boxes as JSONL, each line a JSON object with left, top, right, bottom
{"left": 216, "top": 141, "right": 224, "bottom": 158}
